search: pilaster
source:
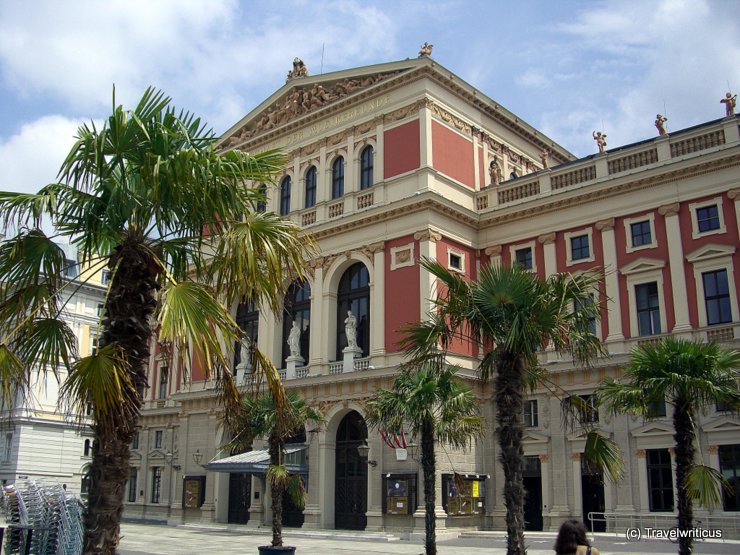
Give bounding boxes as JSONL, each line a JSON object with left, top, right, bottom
{"left": 415, "top": 229, "right": 441, "bottom": 318}
{"left": 658, "top": 203, "right": 692, "bottom": 334}
{"left": 595, "top": 218, "right": 624, "bottom": 345}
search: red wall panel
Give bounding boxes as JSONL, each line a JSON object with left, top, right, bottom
{"left": 432, "top": 121, "right": 475, "bottom": 188}
{"left": 384, "top": 120, "right": 420, "bottom": 179}
{"left": 384, "top": 236, "right": 421, "bottom": 353}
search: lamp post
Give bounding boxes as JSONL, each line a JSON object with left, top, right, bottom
{"left": 193, "top": 449, "right": 204, "bottom": 466}
{"left": 356, "top": 442, "right": 377, "bottom": 467}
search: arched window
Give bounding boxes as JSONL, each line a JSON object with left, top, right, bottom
{"left": 305, "top": 166, "right": 317, "bottom": 208}
{"left": 360, "top": 146, "right": 374, "bottom": 190}
{"left": 235, "top": 299, "right": 259, "bottom": 374}
{"left": 336, "top": 263, "right": 370, "bottom": 359}
{"left": 332, "top": 157, "right": 344, "bottom": 199}
{"left": 280, "top": 176, "right": 291, "bottom": 215}
{"left": 256, "top": 183, "right": 267, "bottom": 213}
{"left": 83, "top": 439, "right": 91, "bottom": 457}
{"left": 282, "top": 281, "right": 311, "bottom": 363}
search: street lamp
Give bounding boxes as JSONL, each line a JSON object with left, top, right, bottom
{"left": 192, "top": 449, "right": 203, "bottom": 466}
{"left": 356, "top": 442, "right": 377, "bottom": 467}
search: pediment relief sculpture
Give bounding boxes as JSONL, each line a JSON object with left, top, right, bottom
{"left": 225, "top": 70, "right": 402, "bottom": 146}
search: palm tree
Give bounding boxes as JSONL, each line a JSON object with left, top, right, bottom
{"left": 365, "top": 363, "right": 483, "bottom": 555}
{"left": 403, "top": 261, "right": 605, "bottom": 555}
{"left": 598, "top": 338, "right": 740, "bottom": 555}
{"left": 0, "top": 88, "right": 314, "bottom": 554}
{"left": 225, "top": 389, "right": 323, "bottom": 550}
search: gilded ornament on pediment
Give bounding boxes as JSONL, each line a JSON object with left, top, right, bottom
{"left": 329, "top": 131, "right": 345, "bottom": 145}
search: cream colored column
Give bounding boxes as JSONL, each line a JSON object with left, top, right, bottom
{"left": 485, "top": 245, "right": 502, "bottom": 269}
{"left": 571, "top": 452, "right": 583, "bottom": 518}
{"left": 415, "top": 229, "right": 441, "bottom": 319}
{"left": 318, "top": 142, "right": 328, "bottom": 204}
{"left": 347, "top": 131, "right": 357, "bottom": 193}
{"left": 369, "top": 243, "right": 386, "bottom": 357}
{"left": 539, "top": 454, "right": 552, "bottom": 517}
{"left": 658, "top": 203, "right": 692, "bottom": 333}
{"left": 708, "top": 445, "right": 720, "bottom": 472}
{"left": 728, "top": 189, "right": 740, "bottom": 238}
{"left": 292, "top": 152, "right": 302, "bottom": 211}
{"left": 309, "top": 263, "right": 324, "bottom": 367}
{"left": 538, "top": 233, "right": 557, "bottom": 276}
{"left": 472, "top": 127, "right": 481, "bottom": 190}
{"left": 420, "top": 99, "right": 433, "bottom": 168}
{"left": 669, "top": 448, "right": 679, "bottom": 510}
{"left": 365, "top": 434, "right": 384, "bottom": 531}
{"left": 596, "top": 218, "right": 624, "bottom": 343}
{"left": 318, "top": 431, "right": 335, "bottom": 529}
{"left": 636, "top": 449, "right": 649, "bottom": 511}
{"left": 375, "top": 116, "right": 385, "bottom": 183}
{"left": 603, "top": 476, "right": 614, "bottom": 514}
{"left": 259, "top": 309, "right": 280, "bottom": 369}
{"left": 302, "top": 433, "right": 322, "bottom": 529}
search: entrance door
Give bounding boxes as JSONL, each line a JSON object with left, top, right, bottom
{"left": 228, "top": 473, "right": 251, "bottom": 524}
{"left": 523, "top": 456, "right": 543, "bottom": 531}
{"left": 335, "top": 411, "right": 368, "bottom": 530}
{"left": 581, "top": 460, "right": 606, "bottom": 532}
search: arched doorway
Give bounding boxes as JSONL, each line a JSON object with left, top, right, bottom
{"left": 334, "top": 411, "right": 368, "bottom": 530}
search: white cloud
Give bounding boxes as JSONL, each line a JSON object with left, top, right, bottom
{"left": 0, "top": 115, "right": 83, "bottom": 194}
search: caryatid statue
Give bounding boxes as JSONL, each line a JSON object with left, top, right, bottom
{"left": 344, "top": 310, "right": 358, "bottom": 349}
{"left": 287, "top": 320, "right": 301, "bottom": 357}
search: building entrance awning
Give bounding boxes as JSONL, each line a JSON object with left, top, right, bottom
{"left": 203, "top": 444, "right": 308, "bottom": 475}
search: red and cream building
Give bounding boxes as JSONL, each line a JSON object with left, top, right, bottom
{"left": 126, "top": 56, "right": 740, "bottom": 535}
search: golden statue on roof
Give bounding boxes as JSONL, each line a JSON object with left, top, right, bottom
{"left": 418, "top": 42, "right": 433, "bottom": 57}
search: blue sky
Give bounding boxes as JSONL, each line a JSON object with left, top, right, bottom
{"left": 1, "top": 0, "right": 739, "bottom": 195}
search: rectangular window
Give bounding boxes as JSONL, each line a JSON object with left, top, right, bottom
{"left": 128, "top": 467, "right": 138, "bottom": 503}
{"left": 630, "top": 221, "right": 652, "bottom": 247}
{"left": 515, "top": 247, "right": 533, "bottom": 270}
{"left": 570, "top": 234, "right": 590, "bottom": 261}
{"left": 635, "top": 282, "right": 661, "bottom": 336}
{"left": 720, "top": 445, "right": 740, "bottom": 511}
{"left": 154, "top": 430, "right": 163, "bottom": 449}
{"left": 574, "top": 295, "right": 597, "bottom": 336}
{"left": 64, "top": 258, "right": 78, "bottom": 278}
{"left": 647, "top": 397, "right": 667, "bottom": 418}
{"left": 647, "top": 449, "right": 674, "bottom": 512}
{"left": 703, "top": 270, "right": 732, "bottom": 325}
{"left": 576, "top": 395, "right": 599, "bottom": 424}
{"left": 96, "top": 303, "right": 105, "bottom": 317}
{"left": 151, "top": 467, "right": 162, "bottom": 504}
{"left": 101, "top": 269, "right": 111, "bottom": 285}
{"left": 696, "top": 205, "right": 720, "bottom": 232}
{"left": 448, "top": 253, "right": 462, "bottom": 271}
{"left": 523, "top": 400, "right": 538, "bottom": 427}
{"left": 382, "top": 474, "right": 417, "bottom": 515}
{"left": 90, "top": 329, "right": 99, "bottom": 356}
{"left": 3, "top": 433, "right": 12, "bottom": 462}
{"left": 442, "top": 474, "right": 486, "bottom": 515}
{"left": 158, "top": 366, "right": 169, "bottom": 400}
{"left": 132, "top": 432, "right": 139, "bottom": 450}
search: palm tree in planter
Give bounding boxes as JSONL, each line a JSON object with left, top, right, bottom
{"left": 225, "top": 387, "right": 323, "bottom": 554}
{"left": 598, "top": 338, "right": 740, "bottom": 555}
{"left": 365, "top": 361, "right": 483, "bottom": 555}
{"left": 402, "top": 261, "right": 609, "bottom": 555}
{"left": 0, "top": 87, "right": 313, "bottom": 554}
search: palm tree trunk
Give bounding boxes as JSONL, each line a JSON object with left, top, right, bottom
{"left": 421, "top": 418, "right": 437, "bottom": 555}
{"left": 270, "top": 437, "right": 284, "bottom": 547}
{"left": 673, "top": 400, "right": 695, "bottom": 555}
{"left": 496, "top": 351, "right": 526, "bottom": 555}
{"left": 84, "top": 239, "right": 159, "bottom": 555}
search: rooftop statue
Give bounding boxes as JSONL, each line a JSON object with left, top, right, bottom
{"left": 721, "top": 92, "right": 737, "bottom": 117}
{"left": 286, "top": 57, "right": 309, "bottom": 81}
{"left": 418, "top": 42, "right": 433, "bottom": 57}
{"left": 489, "top": 157, "right": 502, "bottom": 185}
{"left": 655, "top": 113, "right": 668, "bottom": 136}
{"left": 593, "top": 130, "right": 607, "bottom": 153}
{"left": 540, "top": 148, "right": 550, "bottom": 169}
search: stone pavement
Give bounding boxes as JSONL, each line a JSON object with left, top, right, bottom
{"left": 118, "top": 522, "right": 739, "bottom": 554}
{"left": 118, "top": 522, "right": 557, "bottom": 555}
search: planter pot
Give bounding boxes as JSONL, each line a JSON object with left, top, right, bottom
{"left": 258, "top": 546, "right": 296, "bottom": 555}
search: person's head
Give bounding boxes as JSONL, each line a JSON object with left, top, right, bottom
{"left": 554, "top": 519, "right": 590, "bottom": 554}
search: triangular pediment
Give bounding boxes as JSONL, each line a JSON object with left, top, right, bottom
{"left": 685, "top": 243, "right": 736, "bottom": 263}
{"left": 566, "top": 428, "right": 611, "bottom": 443}
{"left": 630, "top": 421, "right": 674, "bottom": 437}
{"left": 220, "top": 59, "right": 421, "bottom": 147}
{"left": 149, "top": 449, "right": 167, "bottom": 459}
{"left": 522, "top": 430, "right": 549, "bottom": 444}
{"left": 702, "top": 416, "right": 740, "bottom": 432}
{"left": 620, "top": 257, "right": 666, "bottom": 276}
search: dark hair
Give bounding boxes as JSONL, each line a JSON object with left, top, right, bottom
{"left": 554, "top": 519, "right": 591, "bottom": 554}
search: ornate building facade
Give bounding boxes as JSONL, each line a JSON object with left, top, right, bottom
{"left": 0, "top": 244, "right": 106, "bottom": 496}
{"left": 126, "top": 56, "right": 740, "bottom": 534}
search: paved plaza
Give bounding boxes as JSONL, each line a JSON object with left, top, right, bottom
{"left": 118, "top": 522, "right": 740, "bottom": 555}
